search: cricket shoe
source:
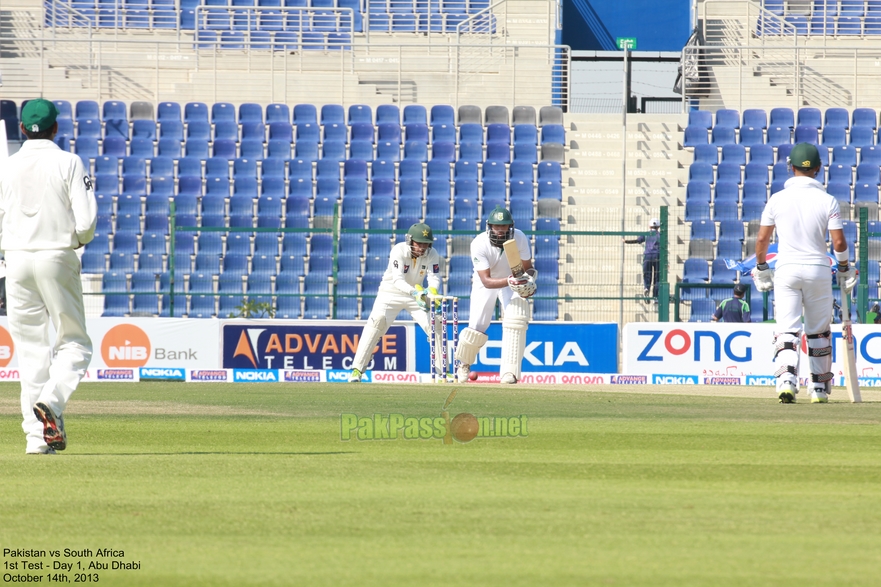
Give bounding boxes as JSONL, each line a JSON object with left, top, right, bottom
{"left": 500, "top": 372, "right": 518, "bottom": 384}
{"left": 33, "top": 402, "right": 66, "bottom": 451}
{"left": 457, "top": 364, "right": 471, "bottom": 384}
{"left": 348, "top": 368, "right": 362, "bottom": 383}
{"left": 778, "top": 384, "right": 797, "bottom": 404}
{"left": 810, "top": 390, "right": 829, "bottom": 404}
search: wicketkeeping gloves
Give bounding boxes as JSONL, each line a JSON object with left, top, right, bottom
{"left": 837, "top": 263, "right": 858, "bottom": 294}
{"left": 753, "top": 262, "right": 774, "bottom": 292}
{"left": 410, "top": 287, "right": 428, "bottom": 310}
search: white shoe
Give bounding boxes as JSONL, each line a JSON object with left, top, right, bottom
{"left": 457, "top": 364, "right": 471, "bottom": 383}
{"left": 810, "top": 390, "right": 829, "bottom": 403}
{"left": 500, "top": 372, "right": 518, "bottom": 384}
{"left": 348, "top": 368, "right": 362, "bottom": 383}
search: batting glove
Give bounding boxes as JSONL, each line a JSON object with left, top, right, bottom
{"left": 753, "top": 262, "right": 774, "bottom": 292}
{"left": 837, "top": 263, "right": 858, "bottom": 294}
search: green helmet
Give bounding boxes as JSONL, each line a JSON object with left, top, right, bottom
{"left": 486, "top": 206, "right": 514, "bottom": 247}
{"left": 406, "top": 223, "right": 434, "bottom": 257}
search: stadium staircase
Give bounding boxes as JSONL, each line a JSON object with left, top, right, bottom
{"left": 562, "top": 112, "right": 689, "bottom": 323}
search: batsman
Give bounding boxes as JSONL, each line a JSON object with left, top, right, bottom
{"left": 754, "top": 142, "right": 856, "bottom": 404}
{"left": 349, "top": 223, "right": 445, "bottom": 382}
{"left": 455, "top": 206, "right": 536, "bottom": 384}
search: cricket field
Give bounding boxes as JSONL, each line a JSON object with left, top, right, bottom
{"left": 1, "top": 381, "right": 880, "bottom": 586}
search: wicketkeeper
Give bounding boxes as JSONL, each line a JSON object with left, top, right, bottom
{"left": 349, "top": 223, "right": 445, "bottom": 382}
{"left": 754, "top": 142, "right": 856, "bottom": 404}
{"left": 454, "top": 206, "right": 536, "bottom": 384}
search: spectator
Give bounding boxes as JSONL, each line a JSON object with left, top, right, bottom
{"left": 712, "top": 284, "right": 751, "bottom": 322}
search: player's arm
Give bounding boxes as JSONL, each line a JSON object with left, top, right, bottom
{"left": 425, "top": 250, "right": 442, "bottom": 292}
{"left": 754, "top": 224, "right": 774, "bottom": 265}
{"left": 476, "top": 268, "right": 510, "bottom": 290}
{"left": 69, "top": 156, "right": 97, "bottom": 248}
{"left": 830, "top": 229, "right": 848, "bottom": 256}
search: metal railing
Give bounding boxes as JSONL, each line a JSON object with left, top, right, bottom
{"left": 688, "top": 1, "right": 881, "bottom": 111}
{"left": 93, "top": 205, "right": 669, "bottom": 325}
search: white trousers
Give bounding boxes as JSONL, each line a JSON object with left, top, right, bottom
{"left": 773, "top": 264, "right": 833, "bottom": 335}
{"left": 5, "top": 250, "right": 92, "bottom": 452}
{"left": 368, "top": 287, "right": 433, "bottom": 334}
{"left": 468, "top": 281, "right": 514, "bottom": 333}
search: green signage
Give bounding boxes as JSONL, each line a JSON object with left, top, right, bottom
{"left": 616, "top": 37, "right": 637, "bottom": 50}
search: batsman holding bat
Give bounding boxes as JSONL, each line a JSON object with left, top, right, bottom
{"left": 753, "top": 143, "right": 857, "bottom": 404}
{"left": 349, "top": 223, "right": 444, "bottom": 382}
{"left": 454, "top": 206, "right": 536, "bottom": 384}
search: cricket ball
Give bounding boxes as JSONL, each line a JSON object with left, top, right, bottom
{"left": 469, "top": 370, "right": 478, "bottom": 381}
{"left": 451, "top": 413, "right": 479, "bottom": 443}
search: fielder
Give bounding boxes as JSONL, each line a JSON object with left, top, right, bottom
{"left": 754, "top": 142, "right": 855, "bottom": 404}
{"left": 349, "top": 223, "right": 444, "bottom": 382}
{"left": 454, "top": 206, "right": 536, "bottom": 384}
{"left": 0, "top": 99, "right": 97, "bottom": 453}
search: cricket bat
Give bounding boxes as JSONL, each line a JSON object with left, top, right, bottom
{"left": 841, "top": 293, "right": 862, "bottom": 403}
{"left": 503, "top": 239, "right": 524, "bottom": 278}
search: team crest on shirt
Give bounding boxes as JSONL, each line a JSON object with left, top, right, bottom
{"left": 403, "top": 264, "right": 409, "bottom": 273}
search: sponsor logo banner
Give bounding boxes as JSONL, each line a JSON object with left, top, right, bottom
{"left": 652, "top": 374, "right": 698, "bottom": 385}
{"left": 624, "top": 323, "right": 881, "bottom": 379}
{"left": 326, "top": 369, "right": 372, "bottom": 383}
{"left": 857, "top": 377, "right": 881, "bottom": 387}
{"left": 96, "top": 369, "right": 136, "bottom": 381}
{"left": 0, "top": 319, "right": 220, "bottom": 371}
{"left": 0, "top": 368, "right": 20, "bottom": 381}
{"left": 415, "top": 323, "right": 618, "bottom": 374}
{"left": 283, "top": 370, "right": 322, "bottom": 382}
{"left": 139, "top": 367, "right": 186, "bottom": 380}
{"left": 370, "top": 371, "right": 421, "bottom": 383}
{"left": 746, "top": 375, "right": 776, "bottom": 386}
{"left": 189, "top": 369, "right": 230, "bottom": 382}
{"left": 222, "top": 324, "right": 407, "bottom": 371}
{"left": 233, "top": 369, "right": 279, "bottom": 382}
{"left": 610, "top": 375, "right": 648, "bottom": 384}
{"left": 703, "top": 376, "right": 743, "bottom": 385}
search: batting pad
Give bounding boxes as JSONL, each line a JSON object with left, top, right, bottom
{"left": 454, "top": 328, "right": 488, "bottom": 366}
{"left": 773, "top": 330, "right": 800, "bottom": 390}
{"left": 500, "top": 296, "right": 530, "bottom": 380}
{"left": 807, "top": 330, "right": 833, "bottom": 393}
{"left": 351, "top": 315, "right": 388, "bottom": 372}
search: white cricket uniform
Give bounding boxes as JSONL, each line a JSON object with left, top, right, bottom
{"left": 0, "top": 139, "right": 97, "bottom": 453}
{"left": 760, "top": 176, "right": 842, "bottom": 335}
{"left": 371, "top": 242, "right": 442, "bottom": 324}
{"left": 468, "top": 228, "right": 532, "bottom": 332}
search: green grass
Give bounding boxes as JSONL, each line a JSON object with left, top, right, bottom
{"left": 2, "top": 382, "right": 881, "bottom": 586}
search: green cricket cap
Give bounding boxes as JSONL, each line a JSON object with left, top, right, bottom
{"left": 789, "top": 142, "right": 821, "bottom": 169}
{"left": 407, "top": 222, "right": 434, "bottom": 243}
{"left": 21, "top": 99, "right": 58, "bottom": 133}
{"left": 487, "top": 206, "right": 513, "bottom": 225}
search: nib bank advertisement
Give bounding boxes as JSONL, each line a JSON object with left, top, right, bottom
{"left": 221, "top": 322, "right": 409, "bottom": 372}
{"left": 624, "top": 323, "right": 881, "bottom": 383}
{"left": 415, "top": 322, "right": 618, "bottom": 374}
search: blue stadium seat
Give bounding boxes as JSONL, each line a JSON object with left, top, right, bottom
{"left": 798, "top": 107, "right": 823, "bottom": 129}
{"left": 686, "top": 200, "right": 711, "bottom": 222}
{"left": 688, "top": 110, "right": 712, "bottom": 129}
{"left": 690, "top": 220, "right": 716, "bottom": 241}
{"left": 692, "top": 144, "right": 718, "bottom": 165}
{"left": 716, "top": 109, "right": 740, "bottom": 129}
{"left": 684, "top": 125, "right": 709, "bottom": 147}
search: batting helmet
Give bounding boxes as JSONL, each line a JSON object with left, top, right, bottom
{"left": 649, "top": 218, "right": 660, "bottom": 228}
{"left": 406, "top": 223, "right": 434, "bottom": 257}
{"left": 487, "top": 205, "right": 514, "bottom": 247}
